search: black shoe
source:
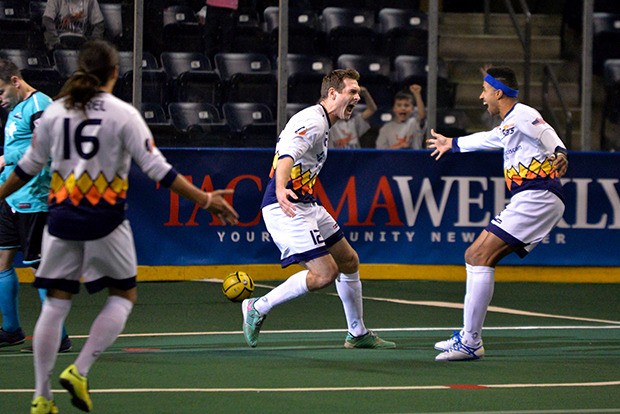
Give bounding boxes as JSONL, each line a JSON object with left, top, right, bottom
{"left": 21, "top": 335, "right": 73, "bottom": 353}
{"left": 0, "top": 327, "right": 26, "bottom": 348}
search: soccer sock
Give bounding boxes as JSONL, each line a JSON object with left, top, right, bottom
{"left": 461, "top": 263, "right": 474, "bottom": 335}
{"left": 75, "top": 296, "right": 133, "bottom": 377}
{"left": 0, "top": 267, "right": 21, "bottom": 332}
{"left": 37, "top": 288, "right": 69, "bottom": 340}
{"left": 463, "top": 265, "right": 495, "bottom": 346}
{"left": 33, "top": 297, "right": 72, "bottom": 400}
{"left": 254, "top": 270, "right": 309, "bottom": 315}
{"left": 335, "top": 272, "right": 367, "bottom": 337}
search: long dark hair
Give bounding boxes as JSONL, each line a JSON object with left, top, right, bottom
{"left": 56, "top": 40, "right": 119, "bottom": 110}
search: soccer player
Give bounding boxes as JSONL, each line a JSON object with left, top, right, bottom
{"left": 0, "top": 40, "right": 239, "bottom": 414}
{"left": 0, "top": 59, "right": 72, "bottom": 353}
{"left": 427, "top": 66, "right": 568, "bottom": 361}
{"left": 242, "top": 69, "right": 395, "bottom": 350}
{"left": 329, "top": 86, "right": 377, "bottom": 149}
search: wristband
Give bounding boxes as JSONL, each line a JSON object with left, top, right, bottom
{"left": 202, "top": 192, "right": 212, "bottom": 209}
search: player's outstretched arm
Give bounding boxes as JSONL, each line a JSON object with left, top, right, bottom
{"left": 169, "top": 175, "right": 239, "bottom": 225}
{"left": 426, "top": 129, "right": 453, "bottom": 160}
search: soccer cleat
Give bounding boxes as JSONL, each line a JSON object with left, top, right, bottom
{"left": 22, "top": 335, "right": 73, "bottom": 353}
{"left": 59, "top": 364, "right": 92, "bottom": 412}
{"left": 344, "top": 330, "right": 396, "bottom": 349}
{"left": 0, "top": 327, "right": 26, "bottom": 348}
{"left": 435, "top": 337, "right": 485, "bottom": 361}
{"left": 31, "top": 396, "right": 59, "bottom": 414}
{"left": 242, "top": 297, "right": 266, "bottom": 348}
{"left": 434, "top": 330, "right": 463, "bottom": 352}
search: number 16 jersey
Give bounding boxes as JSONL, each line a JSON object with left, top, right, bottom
{"left": 16, "top": 92, "right": 177, "bottom": 241}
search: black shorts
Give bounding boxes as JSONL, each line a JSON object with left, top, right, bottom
{"left": 0, "top": 200, "right": 48, "bottom": 267}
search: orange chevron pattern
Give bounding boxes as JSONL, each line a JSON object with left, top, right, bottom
{"left": 268, "top": 152, "right": 317, "bottom": 195}
{"left": 49, "top": 171, "right": 128, "bottom": 206}
{"left": 504, "top": 157, "right": 559, "bottom": 189}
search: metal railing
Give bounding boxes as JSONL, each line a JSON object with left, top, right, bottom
{"left": 483, "top": 0, "right": 531, "bottom": 103}
{"left": 542, "top": 64, "right": 573, "bottom": 145}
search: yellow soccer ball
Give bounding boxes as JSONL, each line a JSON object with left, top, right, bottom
{"left": 222, "top": 271, "right": 254, "bottom": 302}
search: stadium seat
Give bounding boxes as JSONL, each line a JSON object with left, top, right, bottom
{"left": 168, "top": 102, "right": 230, "bottom": 147}
{"left": 53, "top": 49, "right": 80, "bottom": 79}
{"left": 592, "top": 13, "right": 620, "bottom": 74}
{"left": 140, "top": 102, "right": 176, "bottom": 146}
{"left": 601, "top": 59, "right": 620, "bottom": 150}
{"left": 336, "top": 54, "right": 393, "bottom": 107}
{"left": 162, "top": 5, "right": 203, "bottom": 53}
{"left": 117, "top": 52, "right": 167, "bottom": 105}
{"left": 214, "top": 53, "right": 277, "bottom": 108}
{"left": 392, "top": 55, "right": 456, "bottom": 108}
{"left": 263, "top": 7, "right": 325, "bottom": 56}
{"left": 0, "top": 48, "right": 51, "bottom": 70}
{"left": 321, "top": 7, "right": 379, "bottom": 58}
{"left": 377, "top": 8, "right": 428, "bottom": 59}
{"left": 284, "top": 54, "right": 332, "bottom": 104}
{"left": 99, "top": 2, "right": 130, "bottom": 50}
{"left": 365, "top": 0, "right": 421, "bottom": 13}
{"left": 225, "top": 9, "right": 266, "bottom": 54}
{"left": 161, "top": 51, "right": 222, "bottom": 105}
{"left": 222, "top": 102, "right": 277, "bottom": 147}
{"left": 435, "top": 108, "right": 470, "bottom": 137}
{"left": 0, "top": 0, "right": 35, "bottom": 49}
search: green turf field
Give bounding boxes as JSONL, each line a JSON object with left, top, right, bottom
{"left": 1, "top": 279, "right": 619, "bottom": 413}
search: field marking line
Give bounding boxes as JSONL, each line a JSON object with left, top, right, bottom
{"left": 2, "top": 380, "right": 619, "bottom": 394}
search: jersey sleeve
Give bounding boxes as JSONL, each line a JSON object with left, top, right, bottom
{"left": 120, "top": 109, "right": 175, "bottom": 183}
{"left": 453, "top": 129, "right": 503, "bottom": 152}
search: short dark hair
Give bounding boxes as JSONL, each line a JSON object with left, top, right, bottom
{"left": 0, "top": 59, "right": 21, "bottom": 83}
{"left": 320, "top": 69, "right": 360, "bottom": 100}
{"left": 486, "top": 66, "right": 519, "bottom": 90}
{"left": 394, "top": 90, "right": 414, "bottom": 104}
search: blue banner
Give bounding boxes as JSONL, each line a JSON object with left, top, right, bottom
{"left": 126, "top": 149, "right": 620, "bottom": 266}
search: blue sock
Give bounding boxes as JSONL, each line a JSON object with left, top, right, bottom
{"left": 38, "top": 288, "right": 69, "bottom": 339}
{"left": 0, "top": 268, "right": 20, "bottom": 332}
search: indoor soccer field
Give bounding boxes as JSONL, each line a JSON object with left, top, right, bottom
{"left": 1, "top": 278, "right": 619, "bottom": 413}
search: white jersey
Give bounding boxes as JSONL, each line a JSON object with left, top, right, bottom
{"left": 261, "top": 104, "right": 330, "bottom": 207}
{"left": 453, "top": 103, "right": 566, "bottom": 201}
{"left": 16, "top": 92, "right": 176, "bottom": 241}
{"left": 329, "top": 113, "right": 369, "bottom": 149}
{"left": 375, "top": 116, "right": 425, "bottom": 149}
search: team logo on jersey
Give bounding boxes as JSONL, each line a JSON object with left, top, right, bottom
{"left": 295, "top": 126, "right": 308, "bottom": 136}
{"left": 501, "top": 123, "right": 516, "bottom": 137}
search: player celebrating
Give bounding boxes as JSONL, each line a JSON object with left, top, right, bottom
{"left": 427, "top": 66, "right": 568, "bottom": 361}
{"left": 242, "top": 69, "right": 395, "bottom": 350}
{"left": 0, "top": 40, "right": 238, "bottom": 414}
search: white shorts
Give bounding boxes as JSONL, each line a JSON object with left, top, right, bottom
{"left": 486, "top": 190, "right": 565, "bottom": 258}
{"left": 35, "top": 220, "right": 137, "bottom": 294}
{"left": 262, "top": 202, "right": 344, "bottom": 267}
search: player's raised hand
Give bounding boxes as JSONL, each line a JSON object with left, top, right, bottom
{"left": 426, "top": 129, "right": 453, "bottom": 160}
{"left": 550, "top": 153, "right": 568, "bottom": 177}
{"left": 204, "top": 189, "right": 239, "bottom": 225}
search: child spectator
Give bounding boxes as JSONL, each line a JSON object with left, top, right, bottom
{"left": 329, "top": 86, "right": 377, "bottom": 149}
{"left": 375, "top": 84, "right": 426, "bottom": 149}
{"left": 43, "top": 0, "right": 105, "bottom": 51}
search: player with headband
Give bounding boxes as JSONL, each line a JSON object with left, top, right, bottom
{"left": 427, "top": 66, "right": 568, "bottom": 361}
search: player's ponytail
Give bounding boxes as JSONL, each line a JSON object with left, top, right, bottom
{"left": 56, "top": 40, "right": 119, "bottom": 111}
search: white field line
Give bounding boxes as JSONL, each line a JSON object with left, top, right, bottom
{"left": 2, "top": 380, "right": 619, "bottom": 394}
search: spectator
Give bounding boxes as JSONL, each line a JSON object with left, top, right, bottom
{"left": 329, "top": 86, "right": 377, "bottom": 149}
{"left": 375, "top": 84, "right": 426, "bottom": 149}
{"left": 42, "top": 0, "right": 105, "bottom": 52}
{"left": 202, "top": 0, "right": 238, "bottom": 57}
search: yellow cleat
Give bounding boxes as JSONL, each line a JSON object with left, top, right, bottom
{"left": 31, "top": 396, "right": 59, "bottom": 414}
{"left": 59, "top": 364, "right": 92, "bottom": 412}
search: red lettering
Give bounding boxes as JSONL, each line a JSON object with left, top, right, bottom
{"left": 362, "top": 176, "right": 404, "bottom": 226}
{"left": 314, "top": 177, "right": 363, "bottom": 225}
{"left": 227, "top": 175, "right": 263, "bottom": 227}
